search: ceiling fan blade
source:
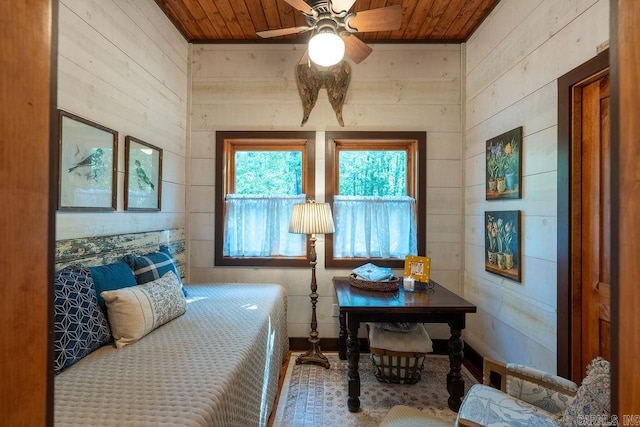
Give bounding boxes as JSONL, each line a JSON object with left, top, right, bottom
{"left": 330, "top": 0, "right": 356, "bottom": 14}
{"left": 257, "top": 26, "right": 309, "bottom": 38}
{"left": 283, "top": 0, "right": 313, "bottom": 15}
{"left": 341, "top": 33, "right": 372, "bottom": 64}
{"left": 347, "top": 5, "right": 403, "bottom": 32}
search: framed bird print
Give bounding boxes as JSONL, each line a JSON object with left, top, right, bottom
{"left": 58, "top": 110, "right": 118, "bottom": 211}
{"left": 124, "top": 136, "right": 162, "bottom": 211}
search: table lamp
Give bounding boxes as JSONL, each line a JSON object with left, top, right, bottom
{"left": 289, "top": 199, "right": 335, "bottom": 368}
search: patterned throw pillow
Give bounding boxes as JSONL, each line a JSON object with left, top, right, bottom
{"left": 101, "top": 270, "right": 186, "bottom": 348}
{"left": 53, "top": 265, "right": 112, "bottom": 374}
{"left": 562, "top": 357, "right": 611, "bottom": 426}
{"left": 122, "top": 245, "right": 187, "bottom": 296}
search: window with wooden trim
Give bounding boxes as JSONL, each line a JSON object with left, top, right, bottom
{"left": 215, "top": 131, "right": 315, "bottom": 267}
{"left": 325, "top": 131, "right": 426, "bottom": 269}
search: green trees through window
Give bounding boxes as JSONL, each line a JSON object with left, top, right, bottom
{"left": 338, "top": 151, "right": 407, "bottom": 196}
{"left": 234, "top": 151, "right": 302, "bottom": 195}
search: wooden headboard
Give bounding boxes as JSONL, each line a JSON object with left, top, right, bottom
{"left": 55, "top": 228, "right": 186, "bottom": 279}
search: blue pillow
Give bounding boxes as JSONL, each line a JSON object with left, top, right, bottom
{"left": 122, "top": 245, "right": 187, "bottom": 296}
{"left": 54, "top": 265, "right": 112, "bottom": 374}
{"left": 88, "top": 261, "right": 137, "bottom": 306}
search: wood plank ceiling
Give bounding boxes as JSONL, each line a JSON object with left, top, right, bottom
{"left": 155, "top": 0, "right": 500, "bottom": 43}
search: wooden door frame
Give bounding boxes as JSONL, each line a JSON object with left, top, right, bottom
{"left": 557, "top": 49, "right": 609, "bottom": 380}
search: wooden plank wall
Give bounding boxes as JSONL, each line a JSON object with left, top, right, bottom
{"left": 611, "top": 0, "right": 640, "bottom": 418}
{"left": 189, "top": 43, "right": 464, "bottom": 341}
{"left": 463, "top": 0, "right": 609, "bottom": 372}
{"left": 56, "top": 0, "right": 189, "bottom": 241}
{"left": 0, "top": 1, "right": 54, "bottom": 425}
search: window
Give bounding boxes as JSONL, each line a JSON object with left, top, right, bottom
{"left": 325, "top": 132, "right": 426, "bottom": 269}
{"left": 215, "top": 131, "right": 315, "bottom": 267}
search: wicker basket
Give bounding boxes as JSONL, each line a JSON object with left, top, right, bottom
{"left": 366, "top": 323, "right": 430, "bottom": 384}
{"left": 370, "top": 348, "right": 426, "bottom": 384}
{"left": 349, "top": 273, "right": 400, "bottom": 292}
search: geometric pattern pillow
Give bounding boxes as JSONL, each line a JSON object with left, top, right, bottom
{"left": 53, "top": 265, "right": 112, "bottom": 374}
{"left": 122, "top": 245, "right": 187, "bottom": 296}
{"left": 101, "top": 270, "right": 186, "bottom": 348}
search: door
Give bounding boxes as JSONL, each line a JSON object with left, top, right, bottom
{"left": 571, "top": 72, "right": 610, "bottom": 381}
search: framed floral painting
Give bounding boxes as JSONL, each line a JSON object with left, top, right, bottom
{"left": 124, "top": 136, "right": 162, "bottom": 211}
{"left": 485, "top": 210, "right": 521, "bottom": 282}
{"left": 486, "top": 126, "right": 522, "bottom": 200}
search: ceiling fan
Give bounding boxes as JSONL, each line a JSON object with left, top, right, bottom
{"left": 256, "top": 0, "right": 402, "bottom": 67}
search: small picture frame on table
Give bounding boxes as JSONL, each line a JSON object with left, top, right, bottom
{"left": 124, "top": 136, "right": 162, "bottom": 211}
{"left": 404, "top": 255, "right": 431, "bottom": 283}
{"left": 57, "top": 110, "right": 118, "bottom": 211}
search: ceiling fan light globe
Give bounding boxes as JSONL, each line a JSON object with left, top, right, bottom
{"left": 308, "top": 32, "right": 345, "bottom": 67}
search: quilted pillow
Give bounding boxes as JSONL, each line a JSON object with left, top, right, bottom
{"left": 562, "top": 357, "right": 611, "bottom": 426}
{"left": 101, "top": 270, "right": 186, "bottom": 348}
{"left": 53, "top": 265, "right": 112, "bottom": 374}
{"left": 88, "top": 261, "right": 137, "bottom": 306}
{"left": 122, "top": 245, "right": 186, "bottom": 296}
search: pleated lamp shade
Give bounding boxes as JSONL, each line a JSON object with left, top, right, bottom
{"left": 289, "top": 201, "right": 335, "bottom": 235}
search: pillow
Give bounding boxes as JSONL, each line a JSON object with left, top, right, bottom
{"left": 88, "top": 261, "right": 137, "bottom": 306}
{"left": 122, "top": 245, "right": 187, "bottom": 296}
{"left": 562, "top": 357, "right": 611, "bottom": 426}
{"left": 53, "top": 265, "right": 112, "bottom": 374}
{"left": 101, "top": 270, "right": 186, "bottom": 348}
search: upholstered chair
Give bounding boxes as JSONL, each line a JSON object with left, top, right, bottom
{"left": 455, "top": 356, "right": 611, "bottom": 426}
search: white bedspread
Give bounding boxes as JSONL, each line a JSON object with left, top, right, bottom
{"left": 55, "top": 283, "right": 288, "bottom": 427}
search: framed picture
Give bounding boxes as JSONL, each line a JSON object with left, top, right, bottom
{"left": 404, "top": 255, "right": 431, "bottom": 282}
{"left": 485, "top": 210, "right": 521, "bottom": 282}
{"left": 124, "top": 136, "right": 162, "bottom": 211}
{"left": 58, "top": 110, "right": 118, "bottom": 211}
{"left": 486, "top": 126, "right": 522, "bottom": 200}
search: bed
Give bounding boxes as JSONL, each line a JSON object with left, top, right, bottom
{"left": 53, "top": 229, "right": 289, "bottom": 426}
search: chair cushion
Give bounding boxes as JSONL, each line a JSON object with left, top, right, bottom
{"left": 380, "top": 405, "right": 452, "bottom": 427}
{"left": 456, "top": 384, "right": 561, "bottom": 427}
{"left": 506, "top": 364, "right": 577, "bottom": 415}
{"left": 562, "top": 357, "right": 610, "bottom": 426}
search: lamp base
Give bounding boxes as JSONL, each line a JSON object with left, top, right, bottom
{"left": 295, "top": 340, "right": 330, "bottom": 369}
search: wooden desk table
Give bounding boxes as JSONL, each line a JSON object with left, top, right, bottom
{"left": 333, "top": 276, "right": 477, "bottom": 413}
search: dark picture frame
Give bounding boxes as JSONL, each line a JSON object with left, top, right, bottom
{"left": 124, "top": 136, "right": 162, "bottom": 211}
{"left": 485, "top": 210, "right": 521, "bottom": 282}
{"left": 486, "top": 126, "right": 523, "bottom": 200}
{"left": 58, "top": 110, "right": 118, "bottom": 211}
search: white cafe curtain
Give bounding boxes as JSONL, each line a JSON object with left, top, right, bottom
{"left": 224, "top": 194, "right": 306, "bottom": 257}
{"left": 333, "top": 195, "right": 417, "bottom": 259}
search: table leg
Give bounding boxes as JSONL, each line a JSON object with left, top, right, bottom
{"left": 338, "top": 311, "right": 347, "bottom": 360}
{"left": 346, "top": 319, "right": 360, "bottom": 412}
{"left": 447, "top": 319, "right": 465, "bottom": 412}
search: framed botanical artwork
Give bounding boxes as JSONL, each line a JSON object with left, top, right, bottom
{"left": 486, "top": 126, "right": 522, "bottom": 200}
{"left": 404, "top": 255, "right": 431, "bottom": 282}
{"left": 58, "top": 110, "right": 118, "bottom": 211}
{"left": 485, "top": 210, "right": 521, "bottom": 282}
{"left": 124, "top": 136, "right": 162, "bottom": 211}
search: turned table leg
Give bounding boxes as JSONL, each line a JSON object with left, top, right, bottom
{"left": 447, "top": 317, "right": 465, "bottom": 412}
{"left": 346, "top": 319, "right": 360, "bottom": 412}
{"left": 338, "top": 311, "right": 347, "bottom": 360}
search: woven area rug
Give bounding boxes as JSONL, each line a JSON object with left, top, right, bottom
{"left": 272, "top": 353, "right": 478, "bottom": 427}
